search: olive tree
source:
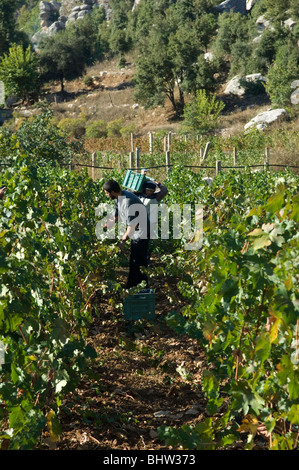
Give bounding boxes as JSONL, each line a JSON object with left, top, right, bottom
{"left": 134, "top": 1, "right": 217, "bottom": 116}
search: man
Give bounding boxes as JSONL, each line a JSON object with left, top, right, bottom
{"left": 136, "top": 172, "right": 168, "bottom": 241}
{"left": 103, "top": 179, "right": 149, "bottom": 289}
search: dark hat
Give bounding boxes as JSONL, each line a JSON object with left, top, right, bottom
{"left": 144, "top": 181, "right": 156, "bottom": 190}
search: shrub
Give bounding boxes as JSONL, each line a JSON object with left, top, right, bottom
{"left": 58, "top": 117, "right": 86, "bottom": 138}
{"left": 107, "top": 118, "right": 124, "bottom": 137}
{"left": 265, "top": 43, "right": 299, "bottom": 107}
{"left": 85, "top": 120, "right": 107, "bottom": 139}
{"left": 182, "top": 89, "right": 225, "bottom": 134}
{"left": 83, "top": 75, "right": 94, "bottom": 87}
{"left": 9, "top": 110, "right": 86, "bottom": 164}
{"left": 120, "top": 122, "right": 135, "bottom": 137}
{"left": 0, "top": 43, "right": 40, "bottom": 103}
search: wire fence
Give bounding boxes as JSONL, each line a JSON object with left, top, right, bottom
{"left": 1, "top": 144, "right": 299, "bottom": 182}
{"left": 71, "top": 150, "right": 299, "bottom": 182}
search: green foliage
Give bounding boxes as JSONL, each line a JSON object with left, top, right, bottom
{"left": 212, "top": 12, "right": 252, "bottom": 58}
{"left": 83, "top": 75, "right": 94, "bottom": 87}
{"left": 265, "top": 43, "right": 299, "bottom": 106}
{"left": 16, "top": 2, "right": 41, "bottom": 38}
{"left": 3, "top": 0, "right": 299, "bottom": 111}
{"left": 229, "top": 40, "right": 255, "bottom": 77}
{"left": 0, "top": 152, "right": 119, "bottom": 449}
{"left": 0, "top": 110, "right": 86, "bottom": 165}
{"left": 239, "top": 78, "right": 266, "bottom": 96}
{"left": 0, "top": 44, "right": 40, "bottom": 102}
{"left": 157, "top": 167, "right": 299, "bottom": 450}
{"left": 107, "top": 118, "right": 125, "bottom": 138}
{"left": 182, "top": 89, "right": 225, "bottom": 134}
{"left": 58, "top": 117, "right": 86, "bottom": 139}
{"left": 85, "top": 118, "right": 133, "bottom": 141}
{"left": 251, "top": 28, "right": 281, "bottom": 74}
{"left": 0, "top": 112, "right": 298, "bottom": 449}
{"left": 134, "top": 0, "right": 217, "bottom": 115}
{"left": 120, "top": 122, "right": 135, "bottom": 137}
{"left": 263, "top": 0, "right": 291, "bottom": 23}
{"left": 38, "top": 10, "right": 107, "bottom": 92}
{"left": 38, "top": 32, "right": 86, "bottom": 92}
{"left": 0, "top": 0, "right": 29, "bottom": 56}
{"left": 85, "top": 119, "right": 108, "bottom": 139}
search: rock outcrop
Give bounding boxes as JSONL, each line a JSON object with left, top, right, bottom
{"left": 290, "top": 80, "right": 299, "bottom": 106}
{"left": 244, "top": 108, "right": 287, "bottom": 131}
{"left": 215, "top": 0, "right": 247, "bottom": 15}
{"left": 224, "top": 74, "right": 266, "bottom": 97}
{"left": 32, "top": 0, "right": 112, "bottom": 49}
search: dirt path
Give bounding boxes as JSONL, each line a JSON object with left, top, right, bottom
{"left": 55, "top": 266, "right": 209, "bottom": 450}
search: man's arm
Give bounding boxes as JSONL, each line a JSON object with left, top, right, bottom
{"left": 155, "top": 183, "right": 168, "bottom": 202}
{"left": 119, "top": 223, "right": 137, "bottom": 251}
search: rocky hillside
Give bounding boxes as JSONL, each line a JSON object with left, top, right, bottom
{"left": 32, "top": 0, "right": 260, "bottom": 48}
{"left": 34, "top": 56, "right": 290, "bottom": 139}
{"left": 7, "top": 0, "right": 299, "bottom": 153}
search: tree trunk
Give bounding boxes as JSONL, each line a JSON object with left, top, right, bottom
{"left": 167, "top": 91, "right": 176, "bottom": 112}
{"left": 178, "top": 85, "right": 185, "bottom": 116}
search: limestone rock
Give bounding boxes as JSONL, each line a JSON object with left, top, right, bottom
{"left": 33, "top": 0, "right": 112, "bottom": 48}
{"left": 246, "top": 0, "right": 259, "bottom": 10}
{"left": 290, "top": 88, "right": 299, "bottom": 106}
{"left": 256, "top": 15, "right": 274, "bottom": 34}
{"left": 132, "top": 0, "right": 142, "bottom": 11}
{"left": 284, "top": 18, "right": 297, "bottom": 30}
{"left": 224, "top": 75, "right": 244, "bottom": 96}
{"left": 224, "top": 74, "right": 266, "bottom": 97}
{"left": 215, "top": 0, "right": 247, "bottom": 15}
{"left": 244, "top": 109, "right": 287, "bottom": 131}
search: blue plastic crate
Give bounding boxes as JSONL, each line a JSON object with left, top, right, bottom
{"left": 122, "top": 170, "right": 146, "bottom": 192}
{"left": 123, "top": 289, "right": 155, "bottom": 321}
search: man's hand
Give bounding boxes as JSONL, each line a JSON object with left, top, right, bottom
{"left": 118, "top": 239, "right": 126, "bottom": 252}
{"left": 118, "top": 224, "right": 136, "bottom": 252}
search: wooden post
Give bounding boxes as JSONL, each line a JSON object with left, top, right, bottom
{"left": 163, "top": 136, "right": 167, "bottom": 152}
{"left": 129, "top": 151, "right": 134, "bottom": 169}
{"left": 167, "top": 132, "right": 171, "bottom": 150}
{"left": 166, "top": 150, "right": 171, "bottom": 175}
{"left": 69, "top": 161, "right": 75, "bottom": 171}
{"left": 92, "top": 152, "right": 96, "bottom": 180}
{"left": 202, "top": 141, "right": 211, "bottom": 161}
{"left": 200, "top": 147, "right": 204, "bottom": 159}
{"left": 264, "top": 146, "right": 270, "bottom": 170}
{"left": 136, "top": 147, "right": 140, "bottom": 170}
{"left": 233, "top": 147, "right": 237, "bottom": 166}
{"left": 149, "top": 132, "right": 153, "bottom": 153}
{"left": 130, "top": 133, "right": 134, "bottom": 152}
{"left": 216, "top": 160, "right": 221, "bottom": 176}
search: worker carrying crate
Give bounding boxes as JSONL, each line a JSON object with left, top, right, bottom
{"left": 122, "top": 168, "right": 168, "bottom": 240}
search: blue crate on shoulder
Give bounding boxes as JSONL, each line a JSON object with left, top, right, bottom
{"left": 123, "top": 289, "right": 155, "bottom": 321}
{"left": 122, "top": 170, "right": 151, "bottom": 192}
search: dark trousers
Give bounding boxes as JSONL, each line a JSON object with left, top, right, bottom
{"left": 126, "top": 238, "right": 149, "bottom": 289}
